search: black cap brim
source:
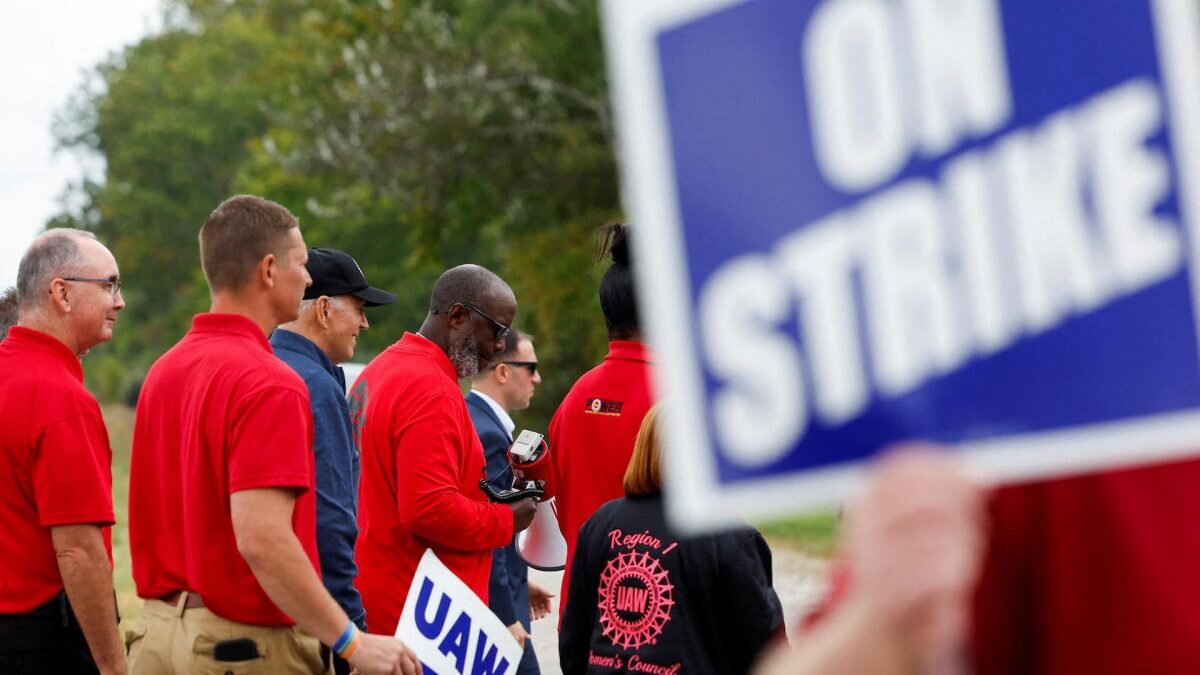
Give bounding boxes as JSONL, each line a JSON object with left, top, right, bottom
{"left": 353, "top": 286, "right": 398, "bottom": 307}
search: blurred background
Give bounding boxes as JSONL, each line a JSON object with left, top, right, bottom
{"left": 0, "top": 0, "right": 835, "bottom": 652}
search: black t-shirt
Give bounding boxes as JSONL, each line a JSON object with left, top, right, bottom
{"left": 560, "top": 495, "right": 785, "bottom": 674}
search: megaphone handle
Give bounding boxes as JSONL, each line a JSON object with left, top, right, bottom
{"left": 479, "top": 478, "right": 545, "bottom": 503}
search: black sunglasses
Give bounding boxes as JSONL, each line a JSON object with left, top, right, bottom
{"left": 500, "top": 361, "right": 538, "bottom": 375}
{"left": 431, "top": 302, "right": 511, "bottom": 341}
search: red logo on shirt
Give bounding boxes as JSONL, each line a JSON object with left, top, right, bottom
{"left": 348, "top": 377, "right": 369, "bottom": 456}
{"left": 597, "top": 551, "right": 675, "bottom": 649}
{"left": 585, "top": 398, "right": 624, "bottom": 416}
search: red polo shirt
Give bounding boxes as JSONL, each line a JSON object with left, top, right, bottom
{"left": 971, "top": 459, "right": 1200, "bottom": 673}
{"left": 0, "top": 327, "right": 114, "bottom": 613}
{"left": 545, "top": 340, "right": 656, "bottom": 615}
{"left": 354, "top": 332, "right": 514, "bottom": 635}
{"left": 129, "top": 314, "right": 318, "bottom": 626}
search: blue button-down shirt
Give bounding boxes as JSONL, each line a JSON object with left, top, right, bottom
{"left": 270, "top": 328, "right": 366, "bottom": 630}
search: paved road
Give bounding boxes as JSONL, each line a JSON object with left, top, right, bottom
{"left": 526, "top": 544, "right": 829, "bottom": 674}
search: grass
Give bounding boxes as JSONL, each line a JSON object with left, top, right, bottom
{"left": 102, "top": 404, "right": 141, "bottom": 627}
{"left": 754, "top": 510, "right": 842, "bottom": 558}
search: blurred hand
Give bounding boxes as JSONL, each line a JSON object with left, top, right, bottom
{"left": 347, "top": 634, "right": 422, "bottom": 675}
{"left": 510, "top": 498, "right": 537, "bottom": 532}
{"left": 507, "top": 621, "right": 531, "bottom": 649}
{"left": 843, "top": 447, "right": 985, "bottom": 669}
{"left": 528, "top": 581, "right": 554, "bottom": 620}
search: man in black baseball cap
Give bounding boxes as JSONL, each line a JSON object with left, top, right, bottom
{"left": 304, "top": 247, "right": 397, "bottom": 308}
{"left": 270, "top": 247, "right": 396, "bottom": 674}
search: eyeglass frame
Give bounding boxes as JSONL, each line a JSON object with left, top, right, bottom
{"left": 60, "top": 275, "right": 122, "bottom": 298}
{"left": 497, "top": 361, "right": 538, "bottom": 376}
{"left": 430, "top": 301, "right": 511, "bottom": 341}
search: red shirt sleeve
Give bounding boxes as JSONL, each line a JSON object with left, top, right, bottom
{"left": 228, "top": 387, "right": 313, "bottom": 493}
{"left": 542, "top": 409, "right": 563, "bottom": 501}
{"left": 394, "top": 392, "right": 513, "bottom": 550}
{"left": 35, "top": 413, "right": 115, "bottom": 527}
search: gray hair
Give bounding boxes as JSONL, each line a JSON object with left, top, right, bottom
{"left": 17, "top": 229, "right": 98, "bottom": 307}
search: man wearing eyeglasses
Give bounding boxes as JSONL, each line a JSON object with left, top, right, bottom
{"left": 352, "top": 264, "right": 538, "bottom": 636}
{"left": 0, "top": 229, "right": 126, "bottom": 674}
{"left": 467, "top": 329, "right": 553, "bottom": 675}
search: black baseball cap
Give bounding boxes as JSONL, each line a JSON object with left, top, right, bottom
{"left": 303, "top": 248, "right": 397, "bottom": 307}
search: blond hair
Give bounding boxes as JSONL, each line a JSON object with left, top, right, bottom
{"left": 623, "top": 403, "right": 663, "bottom": 497}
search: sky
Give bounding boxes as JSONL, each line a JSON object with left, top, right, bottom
{"left": 0, "top": 0, "right": 162, "bottom": 289}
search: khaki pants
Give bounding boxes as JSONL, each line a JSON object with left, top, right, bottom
{"left": 127, "top": 593, "right": 331, "bottom": 674}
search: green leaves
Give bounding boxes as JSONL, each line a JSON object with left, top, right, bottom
{"left": 57, "top": 0, "right": 622, "bottom": 429}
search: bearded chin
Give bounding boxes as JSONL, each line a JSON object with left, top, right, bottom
{"left": 449, "top": 334, "right": 482, "bottom": 378}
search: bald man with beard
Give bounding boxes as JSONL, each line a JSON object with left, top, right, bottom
{"left": 352, "top": 264, "right": 538, "bottom": 636}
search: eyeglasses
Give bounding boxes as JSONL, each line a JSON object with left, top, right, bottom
{"left": 431, "top": 302, "right": 511, "bottom": 341}
{"left": 500, "top": 361, "right": 538, "bottom": 375}
{"left": 61, "top": 275, "right": 122, "bottom": 298}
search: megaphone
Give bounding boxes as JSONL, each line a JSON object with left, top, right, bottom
{"left": 509, "top": 429, "right": 552, "bottom": 484}
{"left": 517, "top": 497, "right": 568, "bottom": 571}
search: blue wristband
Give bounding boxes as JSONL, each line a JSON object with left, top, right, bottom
{"left": 332, "top": 622, "right": 357, "bottom": 654}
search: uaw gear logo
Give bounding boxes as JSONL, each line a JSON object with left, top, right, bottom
{"left": 586, "top": 398, "right": 624, "bottom": 416}
{"left": 597, "top": 551, "right": 675, "bottom": 649}
{"left": 348, "top": 377, "right": 369, "bottom": 457}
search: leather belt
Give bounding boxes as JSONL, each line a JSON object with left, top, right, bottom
{"left": 161, "top": 591, "right": 206, "bottom": 610}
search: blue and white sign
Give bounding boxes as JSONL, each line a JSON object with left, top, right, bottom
{"left": 396, "top": 550, "right": 523, "bottom": 675}
{"left": 603, "top": 0, "right": 1200, "bottom": 528}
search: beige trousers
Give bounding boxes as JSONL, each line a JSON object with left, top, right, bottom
{"left": 126, "top": 593, "right": 331, "bottom": 674}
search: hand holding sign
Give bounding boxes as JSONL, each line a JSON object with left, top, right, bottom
{"left": 347, "top": 634, "right": 422, "bottom": 675}
{"left": 843, "top": 448, "right": 984, "bottom": 665}
{"left": 755, "top": 448, "right": 983, "bottom": 674}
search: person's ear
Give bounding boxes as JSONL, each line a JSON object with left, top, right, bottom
{"left": 48, "top": 279, "right": 71, "bottom": 313}
{"left": 447, "top": 303, "right": 471, "bottom": 330}
{"left": 316, "top": 296, "right": 332, "bottom": 328}
{"left": 494, "top": 363, "right": 508, "bottom": 384}
{"left": 259, "top": 253, "right": 277, "bottom": 288}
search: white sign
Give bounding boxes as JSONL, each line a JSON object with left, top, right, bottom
{"left": 396, "top": 550, "right": 523, "bottom": 675}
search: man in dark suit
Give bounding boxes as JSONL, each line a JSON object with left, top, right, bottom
{"left": 467, "top": 329, "right": 552, "bottom": 675}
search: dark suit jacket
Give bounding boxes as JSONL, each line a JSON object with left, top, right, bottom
{"left": 466, "top": 391, "right": 531, "bottom": 630}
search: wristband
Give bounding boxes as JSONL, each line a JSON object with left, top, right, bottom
{"left": 333, "top": 622, "right": 359, "bottom": 658}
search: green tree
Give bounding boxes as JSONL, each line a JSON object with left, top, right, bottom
{"left": 54, "top": 0, "right": 624, "bottom": 429}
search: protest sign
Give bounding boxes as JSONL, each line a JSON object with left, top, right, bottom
{"left": 603, "top": 0, "right": 1200, "bottom": 527}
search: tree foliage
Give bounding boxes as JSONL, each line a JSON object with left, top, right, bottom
{"left": 54, "top": 0, "right": 621, "bottom": 428}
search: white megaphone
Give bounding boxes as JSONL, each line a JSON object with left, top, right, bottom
{"left": 517, "top": 497, "right": 568, "bottom": 571}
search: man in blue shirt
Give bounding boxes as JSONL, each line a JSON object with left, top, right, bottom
{"left": 271, "top": 247, "right": 396, "bottom": 675}
{"left": 468, "top": 329, "right": 553, "bottom": 675}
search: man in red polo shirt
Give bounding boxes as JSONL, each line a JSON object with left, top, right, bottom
{"left": 127, "top": 195, "right": 418, "bottom": 675}
{"left": 353, "top": 264, "right": 537, "bottom": 635}
{"left": 0, "top": 229, "right": 127, "bottom": 673}
{"left": 543, "top": 224, "right": 657, "bottom": 616}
